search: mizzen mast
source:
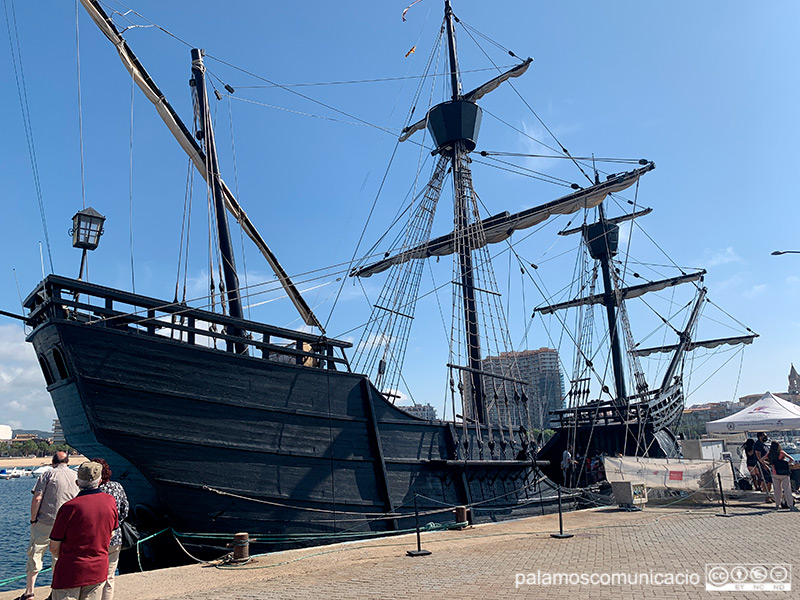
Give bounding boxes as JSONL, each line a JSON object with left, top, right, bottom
{"left": 587, "top": 203, "right": 627, "bottom": 405}
{"left": 78, "top": 0, "right": 325, "bottom": 333}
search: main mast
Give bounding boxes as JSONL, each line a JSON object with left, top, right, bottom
{"left": 444, "top": 0, "right": 485, "bottom": 423}
{"left": 191, "top": 49, "right": 246, "bottom": 354}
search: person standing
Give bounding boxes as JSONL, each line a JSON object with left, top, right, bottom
{"left": 768, "top": 441, "right": 797, "bottom": 511}
{"left": 48, "top": 462, "right": 118, "bottom": 600}
{"left": 743, "top": 438, "right": 763, "bottom": 491}
{"left": 90, "top": 458, "right": 129, "bottom": 600}
{"left": 754, "top": 432, "right": 773, "bottom": 502}
{"left": 16, "top": 451, "right": 79, "bottom": 600}
{"left": 561, "top": 449, "right": 575, "bottom": 487}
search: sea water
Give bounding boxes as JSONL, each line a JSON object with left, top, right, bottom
{"left": 0, "top": 476, "right": 53, "bottom": 592}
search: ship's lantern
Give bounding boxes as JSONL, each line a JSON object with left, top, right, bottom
{"left": 71, "top": 207, "right": 106, "bottom": 251}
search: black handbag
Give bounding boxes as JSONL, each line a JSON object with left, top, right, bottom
{"left": 775, "top": 458, "right": 791, "bottom": 476}
{"left": 120, "top": 519, "right": 140, "bottom": 550}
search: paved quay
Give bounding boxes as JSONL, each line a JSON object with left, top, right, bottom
{"left": 2, "top": 498, "right": 797, "bottom": 600}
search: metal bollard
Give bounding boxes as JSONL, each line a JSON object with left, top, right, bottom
{"left": 406, "top": 494, "right": 432, "bottom": 557}
{"left": 232, "top": 532, "right": 250, "bottom": 562}
{"left": 455, "top": 505, "right": 468, "bottom": 527}
{"left": 550, "top": 485, "right": 574, "bottom": 539}
{"left": 716, "top": 473, "right": 732, "bottom": 518}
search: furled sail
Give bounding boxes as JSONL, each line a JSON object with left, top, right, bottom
{"left": 630, "top": 334, "right": 758, "bottom": 357}
{"left": 534, "top": 270, "right": 705, "bottom": 315}
{"left": 353, "top": 163, "right": 655, "bottom": 278}
{"left": 79, "top": 0, "right": 324, "bottom": 331}
{"left": 463, "top": 58, "right": 533, "bottom": 102}
{"left": 559, "top": 207, "right": 652, "bottom": 237}
{"left": 398, "top": 59, "right": 532, "bottom": 142}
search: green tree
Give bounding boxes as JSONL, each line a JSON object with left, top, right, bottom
{"left": 532, "top": 428, "right": 556, "bottom": 445}
{"left": 21, "top": 440, "right": 37, "bottom": 457}
{"left": 36, "top": 441, "right": 50, "bottom": 457}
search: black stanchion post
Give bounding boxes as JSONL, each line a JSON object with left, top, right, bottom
{"left": 407, "top": 493, "right": 432, "bottom": 556}
{"left": 551, "top": 485, "right": 574, "bottom": 539}
{"left": 716, "top": 472, "right": 732, "bottom": 517}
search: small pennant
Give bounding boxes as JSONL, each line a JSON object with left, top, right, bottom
{"left": 402, "top": 0, "right": 424, "bottom": 22}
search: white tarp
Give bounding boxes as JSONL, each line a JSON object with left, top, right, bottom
{"left": 603, "top": 456, "right": 734, "bottom": 491}
{"left": 705, "top": 391, "right": 800, "bottom": 433}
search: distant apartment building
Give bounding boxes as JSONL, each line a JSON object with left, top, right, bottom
{"left": 11, "top": 433, "right": 51, "bottom": 444}
{"left": 400, "top": 403, "right": 438, "bottom": 420}
{"left": 465, "top": 348, "right": 564, "bottom": 430}
{"left": 680, "top": 402, "right": 741, "bottom": 430}
{"left": 52, "top": 420, "right": 66, "bottom": 445}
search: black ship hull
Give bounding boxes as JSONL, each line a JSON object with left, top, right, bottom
{"left": 538, "top": 423, "right": 680, "bottom": 486}
{"left": 25, "top": 276, "right": 556, "bottom": 567}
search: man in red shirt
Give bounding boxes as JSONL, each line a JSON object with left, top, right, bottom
{"left": 48, "top": 462, "right": 118, "bottom": 600}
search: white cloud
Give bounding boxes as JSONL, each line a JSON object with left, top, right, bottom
{"left": 713, "top": 272, "right": 745, "bottom": 292}
{"left": 743, "top": 284, "right": 767, "bottom": 298}
{"left": 519, "top": 120, "right": 553, "bottom": 174}
{"left": 355, "top": 332, "right": 395, "bottom": 353}
{"left": 0, "top": 324, "right": 55, "bottom": 431}
{"left": 703, "top": 247, "right": 742, "bottom": 267}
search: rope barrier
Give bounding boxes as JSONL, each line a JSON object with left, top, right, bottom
{"left": 0, "top": 567, "right": 51, "bottom": 588}
{"left": 0, "top": 483, "right": 759, "bottom": 586}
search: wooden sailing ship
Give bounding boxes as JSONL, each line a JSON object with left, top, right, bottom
{"left": 21, "top": 0, "right": 564, "bottom": 566}
{"left": 15, "top": 0, "right": 756, "bottom": 568}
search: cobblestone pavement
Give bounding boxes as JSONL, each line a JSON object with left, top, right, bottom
{"left": 4, "top": 500, "right": 797, "bottom": 600}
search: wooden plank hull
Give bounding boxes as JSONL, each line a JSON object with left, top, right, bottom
{"left": 28, "top": 316, "right": 553, "bottom": 561}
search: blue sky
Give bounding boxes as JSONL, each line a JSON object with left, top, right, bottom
{"left": 1, "top": 0, "right": 799, "bottom": 431}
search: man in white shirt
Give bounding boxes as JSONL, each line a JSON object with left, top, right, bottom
{"left": 16, "top": 451, "right": 79, "bottom": 600}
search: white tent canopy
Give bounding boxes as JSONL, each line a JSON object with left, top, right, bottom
{"left": 706, "top": 392, "right": 800, "bottom": 433}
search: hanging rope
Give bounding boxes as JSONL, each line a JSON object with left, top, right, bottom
{"left": 75, "top": 0, "right": 86, "bottom": 208}
{"left": 128, "top": 69, "right": 136, "bottom": 292}
{"left": 226, "top": 95, "right": 250, "bottom": 320}
{"left": 4, "top": 0, "right": 54, "bottom": 273}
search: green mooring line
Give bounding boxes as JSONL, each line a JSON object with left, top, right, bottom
{"left": 0, "top": 567, "right": 52, "bottom": 588}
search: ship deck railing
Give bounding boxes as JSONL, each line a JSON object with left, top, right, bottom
{"left": 551, "top": 396, "right": 656, "bottom": 428}
{"left": 23, "top": 275, "right": 352, "bottom": 371}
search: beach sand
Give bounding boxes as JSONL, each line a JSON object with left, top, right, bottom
{"left": 0, "top": 455, "right": 87, "bottom": 469}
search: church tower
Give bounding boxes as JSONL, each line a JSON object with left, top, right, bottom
{"left": 789, "top": 364, "right": 800, "bottom": 396}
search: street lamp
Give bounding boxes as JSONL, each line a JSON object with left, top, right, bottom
{"left": 771, "top": 250, "right": 800, "bottom": 256}
{"left": 70, "top": 207, "right": 106, "bottom": 280}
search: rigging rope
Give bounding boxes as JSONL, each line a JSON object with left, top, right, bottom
{"left": 4, "top": 0, "right": 54, "bottom": 273}
{"left": 128, "top": 69, "right": 136, "bottom": 293}
{"left": 226, "top": 95, "right": 250, "bottom": 320}
{"left": 75, "top": 0, "right": 86, "bottom": 209}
